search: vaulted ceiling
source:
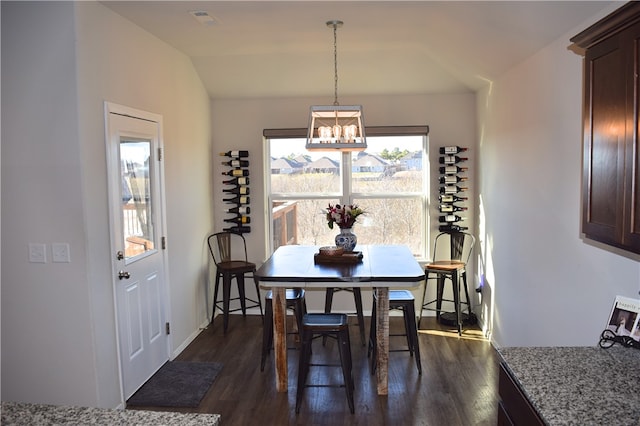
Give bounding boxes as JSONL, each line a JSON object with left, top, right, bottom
{"left": 101, "top": 1, "right": 613, "bottom": 99}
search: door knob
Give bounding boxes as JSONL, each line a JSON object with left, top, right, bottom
{"left": 118, "top": 270, "right": 130, "bottom": 280}
{"left": 116, "top": 251, "right": 124, "bottom": 260}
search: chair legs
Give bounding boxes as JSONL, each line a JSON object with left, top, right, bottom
{"left": 211, "top": 269, "right": 263, "bottom": 333}
{"left": 253, "top": 276, "right": 265, "bottom": 321}
{"left": 461, "top": 271, "right": 472, "bottom": 317}
{"left": 369, "top": 290, "right": 422, "bottom": 375}
{"left": 404, "top": 302, "right": 422, "bottom": 374}
{"left": 418, "top": 269, "right": 473, "bottom": 331}
{"left": 261, "top": 295, "right": 274, "bottom": 371}
{"left": 324, "top": 287, "right": 366, "bottom": 346}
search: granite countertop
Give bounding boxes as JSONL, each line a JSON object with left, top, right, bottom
{"left": 498, "top": 346, "right": 640, "bottom": 425}
{"left": 1, "top": 401, "right": 220, "bottom": 425}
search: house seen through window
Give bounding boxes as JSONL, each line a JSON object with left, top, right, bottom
{"left": 265, "top": 126, "right": 429, "bottom": 258}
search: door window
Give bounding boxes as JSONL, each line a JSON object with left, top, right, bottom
{"left": 120, "top": 140, "right": 155, "bottom": 261}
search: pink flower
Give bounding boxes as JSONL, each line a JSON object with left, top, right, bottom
{"left": 325, "top": 203, "right": 365, "bottom": 230}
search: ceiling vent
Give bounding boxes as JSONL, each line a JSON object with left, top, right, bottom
{"left": 189, "top": 11, "right": 218, "bottom": 27}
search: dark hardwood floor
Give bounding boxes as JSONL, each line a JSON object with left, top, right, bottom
{"left": 128, "top": 314, "right": 500, "bottom": 426}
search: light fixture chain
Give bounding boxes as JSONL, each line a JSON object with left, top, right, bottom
{"left": 333, "top": 23, "right": 339, "bottom": 106}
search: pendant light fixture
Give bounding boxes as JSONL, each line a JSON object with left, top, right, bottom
{"left": 306, "top": 20, "right": 367, "bottom": 152}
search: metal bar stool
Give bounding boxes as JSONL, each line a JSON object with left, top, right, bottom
{"left": 324, "top": 287, "right": 366, "bottom": 346}
{"left": 296, "top": 313, "right": 355, "bottom": 414}
{"left": 368, "top": 289, "right": 422, "bottom": 375}
{"left": 207, "top": 232, "right": 263, "bottom": 333}
{"left": 261, "top": 288, "right": 307, "bottom": 371}
{"left": 419, "top": 232, "right": 476, "bottom": 335}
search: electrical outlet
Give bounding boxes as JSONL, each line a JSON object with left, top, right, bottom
{"left": 52, "top": 243, "right": 70, "bottom": 263}
{"left": 28, "top": 243, "right": 47, "bottom": 263}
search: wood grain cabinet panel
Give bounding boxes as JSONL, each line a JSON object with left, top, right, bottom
{"left": 497, "top": 363, "right": 545, "bottom": 426}
{"left": 572, "top": 2, "right": 640, "bottom": 254}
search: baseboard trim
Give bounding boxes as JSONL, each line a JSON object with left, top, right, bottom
{"left": 172, "top": 319, "right": 210, "bottom": 359}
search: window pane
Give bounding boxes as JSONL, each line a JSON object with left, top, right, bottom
{"left": 270, "top": 138, "right": 341, "bottom": 195}
{"left": 353, "top": 136, "right": 424, "bottom": 193}
{"left": 121, "top": 140, "right": 154, "bottom": 260}
{"left": 271, "top": 172, "right": 341, "bottom": 194}
{"left": 267, "top": 130, "right": 428, "bottom": 258}
{"left": 272, "top": 199, "right": 339, "bottom": 249}
{"left": 352, "top": 198, "right": 424, "bottom": 254}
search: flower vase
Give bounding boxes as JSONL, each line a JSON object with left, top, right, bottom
{"left": 335, "top": 227, "right": 357, "bottom": 252}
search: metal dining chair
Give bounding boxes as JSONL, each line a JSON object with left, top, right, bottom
{"left": 368, "top": 289, "right": 422, "bottom": 375}
{"left": 296, "top": 313, "right": 355, "bottom": 414}
{"left": 207, "top": 231, "right": 263, "bottom": 333}
{"left": 419, "top": 231, "right": 476, "bottom": 333}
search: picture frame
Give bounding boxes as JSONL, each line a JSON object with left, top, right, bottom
{"left": 606, "top": 295, "right": 640, "bottom": 341}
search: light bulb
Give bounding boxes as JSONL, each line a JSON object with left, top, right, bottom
{"left": 318, "top": 126, "right": 332, "bottom": 142}
{"left": 344, "top": 125, "right": 357, "bottom": 143}
{"left": 332, "top": 124, "right": 342, "bottom": 141}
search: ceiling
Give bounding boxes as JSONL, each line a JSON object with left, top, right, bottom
{"left": 101, "top": 1, "right": 614, "bottom": 99}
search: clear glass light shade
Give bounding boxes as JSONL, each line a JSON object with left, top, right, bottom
{"left": 306, "top": 105, "right": 367, "bottom": 151}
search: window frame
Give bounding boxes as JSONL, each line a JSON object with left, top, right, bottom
{"left": 263, "top": 126, "right": 430, "bottom": 259}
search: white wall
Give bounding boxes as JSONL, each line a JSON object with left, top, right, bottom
{"left": 1, "top": 2, "right": 213, "bottom": 408}
{"left": 477, "top": 9, "right": 640, "bottom": 348}
{"left": 74, "top": 2, "right": 214, "bottom": 377}
{"left": 211, "top": 93, "right": 477, "bottom": 313}
{"left": 1, "top": 1, "right": 96, "bottom": 406}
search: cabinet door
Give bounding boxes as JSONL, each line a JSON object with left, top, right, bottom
{"left": 582, "top": 33, "right": 626, "bottom": 247}
{"left": 624, "top": 23, "right": 640, "bottom": 251}
{"left": 498, "top": 363, "right": 545, "bottom": 426}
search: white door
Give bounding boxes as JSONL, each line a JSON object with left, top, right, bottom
{"left": 105, "top": 102, "right": 170, "bottom": 401}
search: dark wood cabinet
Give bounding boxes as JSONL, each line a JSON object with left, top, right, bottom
{"left": 571, "top": 2, "right": 640, "bottom": 254}
{"left": 497, "top": 363, "right": 545, "bottom": 426}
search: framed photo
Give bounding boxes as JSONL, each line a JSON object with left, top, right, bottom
{"left": 606, "top": 296, "right": 640, "bottom": 341}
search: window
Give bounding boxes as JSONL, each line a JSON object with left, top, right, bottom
{"left": 264, "top": 126, "right": 429, "bottom": 258}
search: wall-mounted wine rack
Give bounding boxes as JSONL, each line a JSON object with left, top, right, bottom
{"left": 437, "top": 146, "right": 469, "bottom": 233}
{"left": 220, "top": 150, "right": 251, "bottom": 234}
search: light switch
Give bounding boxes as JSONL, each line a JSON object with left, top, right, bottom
{"left": 52, "top": 243, "right": 71, "bottom": 263}
{"left": 28, "top": 243, "right": 47, "bottom": 263}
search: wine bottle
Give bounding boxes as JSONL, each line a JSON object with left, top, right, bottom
{"left": 226, "top": 206, "right": 250, "bottom": 215}
{"left": 439, "top": 155, "right": 468, "bottom": 165}
{"left": 439, "top": 204, "right": 468, "bottom": 213}
{"left": 219, "top": 150, "right": 249, "bottom": 158}
{"left": 223, "top": 195, "right": 250, "bottom": 204}
{"left": 439, "top": 175, "right": 469, "bottom": 184}
{"left": 222, "top": 169, "right": 249, "bottom": 177}
{"left": 439, "top": 224, "right": 468, "bottom": 232}
{"left": 439, "top": 165, "right": 468, "bottom": 175}
{"left": 223, "top": 225, "right": 251, "bottom": 234}
{"left": 439, "top": 194, "right": 468, "bottom": 203}
{"left": 222, "top": 176, "right": 250, "bottom": 185}
{"left": 224, "top": 216, "right": 251, "bottom": 224}
{"left": 221, "top": 159, "right": 249, "bottom": 168}
{"left": 438, "top": 215, "right": 464, "bottom": 223}
{"left": 439, "top": 185, "right": 468, "bottom": 194}
{"left": 439, "top": 146, "right": 468, "bottom": 155}
{"left": 222, "top": 185, "right": 250, "bottom": 195}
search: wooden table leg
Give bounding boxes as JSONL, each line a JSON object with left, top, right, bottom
{"left": 375, "top": 287, "right": 389, "bottom": 395}
{"left": 272, "top": 287, "right": 288, "bottom": 392}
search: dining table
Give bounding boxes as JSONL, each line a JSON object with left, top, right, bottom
{"left": 254, "top": 244, "right": 426, "bottom": 395}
